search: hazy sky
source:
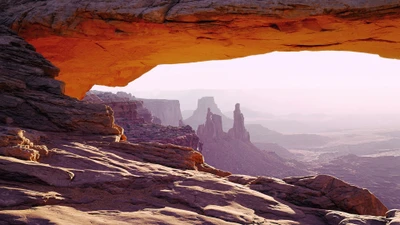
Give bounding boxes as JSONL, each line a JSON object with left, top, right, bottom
{"left": 93, "top": 51, "right": 400, "bottom": 115}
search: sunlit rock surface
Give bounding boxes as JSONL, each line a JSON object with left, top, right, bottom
{"left": 0, "top": 3, "right": 399, "bottom": 225}
{"left": 0, "top": 26, "right": 120, "bottom": 136}
{"left": 1, "top": 0, "right": 399, "bottom": 98}
{"left": 315, "top": 154, "right": 400, "bottom": 210}
{"left": 228, "top": 174, "right": 388, "bottom": 216}
{"left": 0, "top": 25, "right": 397, "bottom": 225}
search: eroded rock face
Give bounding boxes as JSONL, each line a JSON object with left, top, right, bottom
{"left": 140, "top": 98, "right": 183, "bottom": 127}
{"left": 0, "top": 127, "right": 48, "bottom": 161}
{"left": 228, "top": 103, "right": 251, "bottom": 142}
{"left": 185, "top": 97, "right": 233, "bottom": 131}
{"left": 0, "top": 25, "right": 121, "bottom": 136}
{"left": 0, "top": 126, "right": 396, "bottom": 225}
{"left": 0, "top": 3, "right": 398, "bottom": 224}
{"left": 197, "top": 106, "right": 309, "bottom": 178}
{"left": 83, "top": 91, "right": 154, "bottom": 124}
{"left": 84, "top": 91, "right": 200, "bottom": 149}
{"left": 197, "top": 108, "right": 225, "bottom": 142}
{"left": 1, "top": 1, "right": 400, "bottom": 98}
{"left": 228, "top": 174, "right": 388, "bottom": 216}
{"left": 314, "top": 154, "right": 400, "bottom": 210}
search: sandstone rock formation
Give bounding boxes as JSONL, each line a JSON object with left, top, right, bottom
{"left": 84, "top": 91, "right": 154, "bottom": 124}
{"left": 1, "top": 126, "right": 395, "bottom": 225}
{"left": 314, "top": 154, "right": 400, "bottom": 210}
{"left": 0, "top": 25, "right": 121, "bottom": 136}
{"left": 0, "top": 23, "right": 398, "bottom": 225}
{"left": 197, "top": 108, "right": 225, "bottom": 142}
{"left": 0, "top": 127, "right": 48, "bottom": 161}
{"left": 124, "top": 123, "right": 200, "bottom": 150}
{"left": 228, "top": 174, "right": 388, "bottom": 216}
{"left": 1, "top": 1, "right": 400, "bottom": 98}
{"left": 140, "top": 98, "right": 183, "bottom": 127}
{"left": 228, "top": 103, "right": 251, "bottom": 142}
{"left": 83, "top": 91, "right": 184, "bottom": 127}
{"left": 197, "top": 105, "right": 309, "bottom": 178}
{"left": 84, "top": 91, "right": 200, "bottom": 149}
{"left": 185, "top": 97, "right": 233, "bottom": 131}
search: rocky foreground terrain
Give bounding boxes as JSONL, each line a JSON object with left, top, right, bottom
{"left": 1, "top": 1, "right": 400, "bottom": 224}
{"left": 315, "top": 154, "right": 400, "bottom": 210}
{"left": 1, "top": 125, "right": 397, "bottom": 225}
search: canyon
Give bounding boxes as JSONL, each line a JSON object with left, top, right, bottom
{"left": 197, "top": 103, "right": 309, "bottom": 178}
{"left": 1, "top": 25, "right": 399, "bottom": 225}
{"left": 84, "top": 91, "right": 199, "bottom": 150}
{"left": 1, "top": 1, "right": 400, "bottom": 224}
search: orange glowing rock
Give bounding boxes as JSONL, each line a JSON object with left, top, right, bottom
{"left": 3, "top": 1, "right": 399, "bottom": 98}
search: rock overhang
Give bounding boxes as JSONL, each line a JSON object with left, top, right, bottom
{"left": 1, "top": 0, "right": 399, "bottom": 98}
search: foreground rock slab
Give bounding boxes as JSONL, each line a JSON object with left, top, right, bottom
{"left": 0, "top": 126, "right": 396, "bottom": 225}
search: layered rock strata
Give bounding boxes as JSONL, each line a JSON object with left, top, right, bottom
{"left": 1, "top": 1, "right": 400, "bottom": 98}
{"left": 0, "top": 25, "right": 121, "bottom": 136}
{"left": 0, "top": 4, "right": 399, "bottom": 224}
{"left": 84, "top": 91, "right": 199, "bottom": 149}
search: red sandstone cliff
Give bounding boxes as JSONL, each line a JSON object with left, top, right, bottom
{"left": 83, "top": 91, "right": 199, "bottom": 149}
{"left": 0, "top": 12, "right": 397, "bottom": 225}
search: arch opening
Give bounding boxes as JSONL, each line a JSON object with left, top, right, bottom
{"left": 85, "top": 51, "right": 400, "bottom": 209}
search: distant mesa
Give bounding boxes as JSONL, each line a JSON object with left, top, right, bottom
{"left": 83, "top": 91, "right": 199, "bottom": 149}
{"left": 138, "top": 98, "right": 184, "bottom": 127}
{"left": 184, "top": 96, "right": 233, "bottom": 131}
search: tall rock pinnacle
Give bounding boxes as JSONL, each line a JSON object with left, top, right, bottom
{"left": 197, "top": 108, "right": 224, "bottom": 141}
{"left": 228, "top": 103, "right": 250, "bottom": 142}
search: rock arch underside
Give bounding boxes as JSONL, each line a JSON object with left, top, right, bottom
{"left": 1, "top": 1, "right": 400, "bottom": 225}
{"left": 1, "top": 0, "right": 400, "bottom": 98}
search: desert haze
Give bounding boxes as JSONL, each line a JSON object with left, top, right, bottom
{"left": 93, "top": 51, "right": 400, "bottom": 210}
{"left": 2, "top": 1, "right": 400, "bottom": 224}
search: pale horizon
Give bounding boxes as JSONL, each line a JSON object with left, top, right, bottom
{"left": 93, "top": 51, "right": 400, "bottom": 116}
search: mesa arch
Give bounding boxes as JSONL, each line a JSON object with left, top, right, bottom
{"left": 2, "top": 0, "right": 400, "bottom": 99}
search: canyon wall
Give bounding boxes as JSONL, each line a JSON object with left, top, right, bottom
{"left": 84, "top": 91, "right": 199, "bottom": 149}
{"left": 0, "top": 25, "right": 121, "bottom": 136}
{"left": 0, "top": 13, "right": 398, "bottom": 225}
{"left": 140, "top": 99, "right": 183, "bottom": 127}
